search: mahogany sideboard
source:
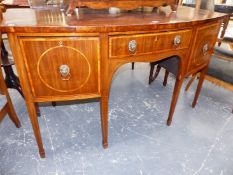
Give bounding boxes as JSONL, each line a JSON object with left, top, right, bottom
{"left": 0, "top": 6, "right": 226, "bottom": 157}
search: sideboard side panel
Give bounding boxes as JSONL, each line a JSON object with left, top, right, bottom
{"left": 187, "top": 22, "right": 222, "bottom": 74}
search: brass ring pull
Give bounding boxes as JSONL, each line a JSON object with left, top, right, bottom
{"left": 58, "top": 41, "right": 64, "bottom": 47}
{"left": 128, "top": 40, "right": 137, "bottom": 53}
{"left": 174, "top": 35, "right": 181, "bottom": 46}
{"left": 203, "top": 44, "right": 209, "bottom": 55}
{"left": 59, "top": 64, "right": 71, "bottom": 80}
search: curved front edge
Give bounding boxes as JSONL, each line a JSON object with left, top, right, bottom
{"left": 100, "top": 57, "right": 128, "bottom": 148}
{"left": 100, "top": 34, "right": 129, "bottom": 148}
{"left": 100, "top": 41, "right": 189, "bottom": 147}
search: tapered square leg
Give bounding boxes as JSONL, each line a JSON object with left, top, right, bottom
{"left": 167, "top": 77, "right": 184, "bottom": 126}
{"left": 100, "top": 96, "right": 108, "bottom": 149}
{"left": 26, "top": 101, "right": 45, "bottom": 158}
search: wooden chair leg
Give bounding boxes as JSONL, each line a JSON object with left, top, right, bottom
{"left": 149, "top": 63, "right": 156, "bottom": 84}
{"left": 149, "top": 64, "right": 161, "bottom": 84}
{"left": 167, "top": 77, "right": 184, "bottom": 126}
{"left": 51, "top": 102, "right": 56, "bottom": 107}
{"left": 34, "top": 103, "right": 41, "bottom": 117}
{"left": 3, "top": 74, "right": 21, "bottom": 128}
{"left": 185, "top": 73, "right": 198, "bottom": 92}
{"left": 131, "top": 62, "right": 135, "bottom": 70}
{"left": 154, "top": 65, "right": 161, "bottom": 80}
{"left": 218, "top": 16, "right": 230, "bottom": 47}
{"left": 192, "top": 66, "right": 208, "bottom": 108}
{"left": 1, "top": 40, "right": 24, "bottom": 98}
{"left": 163, "top": 70, "right": 169, "bottom": 87}
{"left": 6, "top": 103, "right": 21, "bottom": 128}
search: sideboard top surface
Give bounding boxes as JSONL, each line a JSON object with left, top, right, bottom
{"left": 0, "top": 6, "right": 227, "bottom": 33}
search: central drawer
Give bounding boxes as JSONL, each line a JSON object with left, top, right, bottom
{"left": 109, "top": 30, "right": 192, "bottom": 58}
{"left": 19, "top": 37, "right": 100, "bottom": 98}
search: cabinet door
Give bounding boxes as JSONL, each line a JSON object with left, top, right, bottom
{"left": 19, "top": 37, "right": 100, "bottom": 98}
{"left": 188, "top": 23, "right": 220, "bottom": 72}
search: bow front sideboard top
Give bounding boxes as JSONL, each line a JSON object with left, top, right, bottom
{"left": 0, "top": 6, "right": 227, "bottom": 158}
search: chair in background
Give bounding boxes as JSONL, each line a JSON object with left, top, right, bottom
{"left": 206, "top": 36, "right": 233, "bottom": 113}
{"left": 6, "top": 1, "right": 60, "bottom": 111}
{"left": 0, "top": 35, "right": 21, "bottom": 127}
{"left": 183, "top": 0, "right": 233, "bottom": 112}
{"left": 149, "top": 0, "right": 232, "bottom": 114}
{"left": 0, "top": 1, "right": 56, "bottom": 115}
{"left": 0, "top": 67, "right": 21, "bottom": 128}
{"left": 131, "top": 0, "right": 230, "bottom": 124}
{"left": 147, "top": 0, "right": 233, "bottom": 125}
{"left": 0, "top": 0, "right": 20, "bottom": 127}
{"left": 149, "top": 0, "right": 229, "bottom": 91}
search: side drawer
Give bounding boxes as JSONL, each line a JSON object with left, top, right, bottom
{"left": 109, "top": 30, "right": 192, "bottom": 58}
{"left": 19, "top": 37, "right": 100, "bottom": 98}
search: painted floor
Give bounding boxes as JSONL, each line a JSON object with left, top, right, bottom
{"left": 0, "top": 63, "right": 233, "bottom": 175}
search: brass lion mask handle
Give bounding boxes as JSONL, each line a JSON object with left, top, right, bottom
{"left": 59, "top": 64, "right": 71, "bottom": 80}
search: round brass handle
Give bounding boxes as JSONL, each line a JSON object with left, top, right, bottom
{"left": 128, "top": 40, "right": 137, "bottom": 53}
{"left": 174, "top": 35, "right": 181, "bottom": 46}
{"left": 203, "top": 44, "right": 209, "bottom": 55}
{"left": 59, "top": 64, "right": 70, "bottom": 80}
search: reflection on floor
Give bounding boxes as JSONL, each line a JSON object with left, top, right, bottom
{"left": 0, "top": 63, "right": 233, "bottom": 175}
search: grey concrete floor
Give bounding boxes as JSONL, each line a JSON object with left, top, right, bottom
{"left": 0, "top": 63, "right": 233, "bottom": 175}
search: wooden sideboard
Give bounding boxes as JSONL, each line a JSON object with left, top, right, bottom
{"left": 0, "top": 6, "right": 226, "bottom": 157}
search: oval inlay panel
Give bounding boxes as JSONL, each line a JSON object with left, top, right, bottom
{"left": 37, "top": 46, "right": 91, "bottom": 92}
